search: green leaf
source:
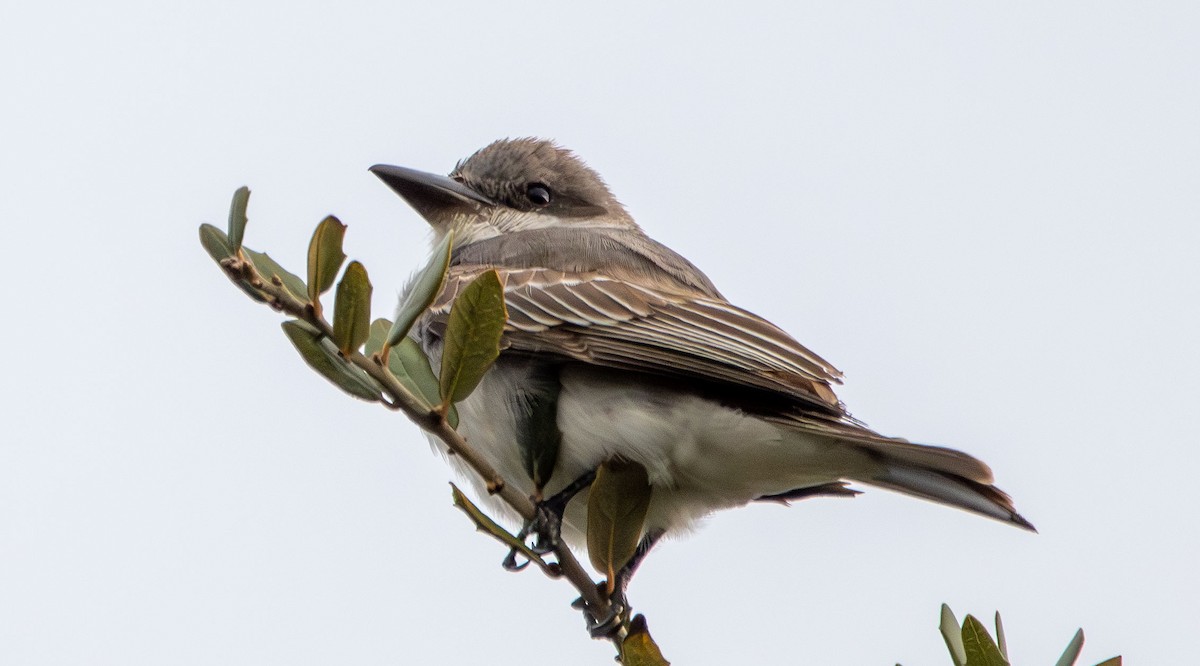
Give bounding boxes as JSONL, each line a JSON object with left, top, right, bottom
{"left": 332, "top": 261, "right": 373, "bottom": 354}
{"left": 586, "top": 459, "right": 651, "bottom": 593}
{"left": 306, "top": 215, "right": 347, "bottom": 304}
{"left": 366, "top": 319, "right": 457, "bottom": 427}
{"left": 517, "top": 371, "right": 560, "bottom": 492}
{"left": 199, "top": 223, "right": 236, "bottom": 263}
{"left": 365, "top": 318, "right": 391, "bottom": 357}
{"left": 395, "top": 336, "right": 458, "bottom": 427}
{"left": 962, "top": 614, "right": 1009, "bottom": 666}
{"left": 450, "top": 483, "right": 549, "bottom": 570}
{"left": 1093, "top": 657, "right": 1122, "bottom": 666}
{"left": 281, "top": 320, "right": 381, "bottom": 402}
{"left": 940, "top": 605, "right": 967, "bottom": 666}
{"left": 994, "top": 612, "right": 1008, "bottom": 661}
{"left": 620, "top": 615, "right": 670, "bottom": 666}
{"left": 227, "top": 186, "right": 250, "bottom": 251}
{"left": 1055, "top": 629, "right": 1085, "bottom": 666}
{"left": 242, "top": 246, "right": 308, "bottom": 301}
{"left": 387, "top": 231, "right": 454, "bottom": 348}
{"left": 438, "top": 269, "right": 506, "bottom": 405}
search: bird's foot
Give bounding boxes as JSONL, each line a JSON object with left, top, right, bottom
{"left": 501, "top": 493, "right": 571, "bottom": 571}
{"left": 501, "top": 471, "right": 597, "bottom": 571}
{"left": 527, "top": 500, "right": 565, "bottom": 554}
{"left": 500, "top": 549, "right": 530, "bottom": 571}
{"left": 571, "top": 584, "right": 631, "bottom": 639}
{"left": 577, "top": 530, "right": 662, "bottom": 637}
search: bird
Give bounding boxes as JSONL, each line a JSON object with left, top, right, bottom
{"left": 370, "top": 138, "right": 1034, "bottom": 587}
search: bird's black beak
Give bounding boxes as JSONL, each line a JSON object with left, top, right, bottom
{"left": 369, "top": 164, "right": 495, "bottom": 224}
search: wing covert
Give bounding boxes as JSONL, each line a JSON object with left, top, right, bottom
{"left": 426, "top": 265, "right": 844, "bottom": 413}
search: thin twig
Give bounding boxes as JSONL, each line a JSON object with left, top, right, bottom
{"left": 222, "top": 255, "right": 613, "bottom": 629}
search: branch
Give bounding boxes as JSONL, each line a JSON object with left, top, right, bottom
{"left": 201, "top": 192, "right": 669, "bottom": 662}
{"left": 218, "top": 251, "right": 612, "bottom": 621}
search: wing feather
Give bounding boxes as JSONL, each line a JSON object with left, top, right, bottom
{"left": 428, "top": 266, "right": 844, "bottom": 413}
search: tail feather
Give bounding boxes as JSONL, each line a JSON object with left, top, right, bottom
{"left": 773, "top": 414, "right": 1035, "bottom": 531}
{"left": 855, "top": 439, "right": 996, "bottom": 484}
{"left": 869, "top": 464, "right": 1036, "bottom": 531}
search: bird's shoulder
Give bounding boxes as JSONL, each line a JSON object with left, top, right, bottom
{"left": 447, "top": 226, "right": 721, "bottom": 298}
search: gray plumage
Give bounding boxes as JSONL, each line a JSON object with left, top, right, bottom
{"left": 371, "top": 138, "right": 1035, "bottom": 549}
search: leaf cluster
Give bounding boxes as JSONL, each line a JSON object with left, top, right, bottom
{"left": 199, "top": 189, "right": 503, "bottom": 420}
{"left": 931, "top": 605, "right": 1120, "bottom": 666}
{"left": 199, "top": 187, "right": 669, "bottom": 663}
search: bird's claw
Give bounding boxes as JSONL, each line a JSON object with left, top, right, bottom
{"left": 572, "top": 586, "right": 630, "bottom": 639}
{"left": 501, "top": 499, "right": 565, "bottom": 570}
{"left": 501, "top": 549, "right": 530, "bottom": 571}
{"left": 527, "top": 503, "right": 563, "bottom": 554}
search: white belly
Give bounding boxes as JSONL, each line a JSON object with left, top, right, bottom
{"left": 433, "top": 363, "right": 855, "bottom": 550}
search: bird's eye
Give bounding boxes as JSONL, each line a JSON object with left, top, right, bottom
{"left": 526, "top": 183, "right": 552, "bottom": 206}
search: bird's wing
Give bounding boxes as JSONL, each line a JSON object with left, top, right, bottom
{"left": 426, "top": 265, "right": 845, "bottom": 414}
{"left": 425, "top": 265, "right": 1034, "bottom": 531}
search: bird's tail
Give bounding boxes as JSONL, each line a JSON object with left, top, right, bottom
{"left": 774, "top": 416, "right": 1035, "bottom": 531}
{"left": 849, "top": 436, "right": 1036, "bottom": 532}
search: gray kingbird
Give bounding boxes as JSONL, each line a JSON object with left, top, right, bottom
{"left": 370, "top": 138, "right": 1034, "bottom": 565}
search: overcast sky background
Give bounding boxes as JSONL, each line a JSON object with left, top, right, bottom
{"left": 2, "top": 2, "right": 1197, "bottom": 664}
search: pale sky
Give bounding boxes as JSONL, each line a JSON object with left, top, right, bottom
{"left": 2, "top": 2, "right": 1197, "bottom": 664}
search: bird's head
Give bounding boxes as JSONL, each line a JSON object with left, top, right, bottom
{"left": 371, "top": 138, "right": 635, "bottom": 245}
